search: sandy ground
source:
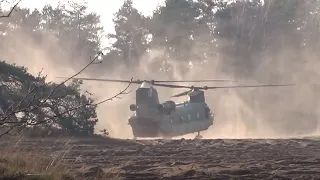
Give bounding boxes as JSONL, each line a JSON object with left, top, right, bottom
{"left": 1, "top": 137, "right": 320, "bottom": 179}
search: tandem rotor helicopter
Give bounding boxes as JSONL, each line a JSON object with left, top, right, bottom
{"left": 57, "top": 77, "right": 294, "bottom": 139}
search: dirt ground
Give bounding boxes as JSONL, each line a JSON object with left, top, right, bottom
{"left": 1, "top": 136, "right": 320, "bottom": 180}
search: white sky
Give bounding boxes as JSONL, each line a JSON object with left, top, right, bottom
{"left": 4, "top": 0, "right": 164, "bottom": 45}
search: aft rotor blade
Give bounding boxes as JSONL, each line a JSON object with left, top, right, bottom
{"left": 202, "top": 83, "right": 295, "bottom": 90}
{"left": 152, "top": 83, "right": 295, "bottom": 89}
{"left": 154, "top": 79, "right": 235, "bottom": 83}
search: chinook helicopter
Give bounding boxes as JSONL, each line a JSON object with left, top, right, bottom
{"left": 57, "top": 77, "right": 294, "bottom": 139}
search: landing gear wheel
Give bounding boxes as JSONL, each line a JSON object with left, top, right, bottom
{"left": 194, "top": 132, "right": 203, "bottom": 139}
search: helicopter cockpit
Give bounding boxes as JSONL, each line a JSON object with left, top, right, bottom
{"left": 188, "top": 90, "right": 205, "bottom": 103}
{"left": 136, "top": 86, "right": 160, "bottom": 106}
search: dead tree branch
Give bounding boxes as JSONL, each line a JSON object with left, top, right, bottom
{"left": 0, "top": 52, "right": 102, "bottom": 123}
{"left": 0, "top": 0, "right": 22, "bottom": 18}
{"left": 26, "top": 78, "right": 132, "bottom": 126}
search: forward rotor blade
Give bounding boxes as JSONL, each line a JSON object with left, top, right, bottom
{"left": 55, "top": 77, "right": 142, "bottom": 84}
{"left": 55, "top": 77, "right": 295, "bottom": 90}
{"left": 55, "top": 77, "right": 234, "bottom": 84}
{"left": 152, "top": 83, "right": 193, "bottom": 89}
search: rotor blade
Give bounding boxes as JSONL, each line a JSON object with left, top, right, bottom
{"left": 152, "top": 83, "right": 295, "bottom": 89}
{"left": 172, "top": 90, "right": 192, "bottom": 97}
{"left": 55, "top": 77, "right": 294, "bottom": 90}
{"left": 202, "top": 83, "right": 295, "bottom": 90}
{"left": 55, "top": 77, "right": 234, "bottom": 84}
{"left": 154, "top": 79, "right": 235, "bottom": 83}
{"left": 55, "top": 77, "right": 142, "bottom": 85}
{"left": 152, "top": 83, "right": 193, "bottom": 89}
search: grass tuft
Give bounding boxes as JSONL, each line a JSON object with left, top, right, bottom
{"left": 0, "top": 150, "right": 74, "bottom": 180}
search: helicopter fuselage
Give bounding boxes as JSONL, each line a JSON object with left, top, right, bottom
{"left": 127, "top": 84, "right": 214, "bottom": 138}
{"left": 128, "top": 102, "right": 214, "bottom": 138}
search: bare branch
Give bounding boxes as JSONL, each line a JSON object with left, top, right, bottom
{"left": 0, "top": 51, "right": 132, "bottom": 138}
{"left": 0, "top": 126, "right": 15, "bottom": 138}
{"left": 0, "top": 0, "right": 22, "bottom": 18}
{"left": 0, "top": 52, "right": 102, "bottom": 121}
{"left": 27, "top": 78, "right": 132, "bottom": 126}
{"left": 95, "top": 83, "right": 132, "bottom": 105}
{"left": 28, "top": 52, "right": 104, "bottom": 111}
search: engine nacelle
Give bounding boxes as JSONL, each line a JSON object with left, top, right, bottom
{"left": 157, "top": 101, "right": 176, "bottom": 113}
{"left": 129, "top": 104, "right": 137, "bottom": 111}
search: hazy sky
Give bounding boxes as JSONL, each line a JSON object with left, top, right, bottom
{"left": 12, "top": 0, "right": 164, "bottom": 35}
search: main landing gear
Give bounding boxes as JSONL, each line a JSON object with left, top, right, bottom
{"left": 194, "top": 132, "right": 203, "bottom": 139}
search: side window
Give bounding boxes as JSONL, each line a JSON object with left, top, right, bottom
{"left": 205, "top": 108, "right": 210, "bottom": 119}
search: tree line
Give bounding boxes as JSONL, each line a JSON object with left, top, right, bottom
{"left": 3, "top": 0, "right": 318, "bottom": 76}
{"left": 1, "top": 0, "right": 320, "bottom": 136}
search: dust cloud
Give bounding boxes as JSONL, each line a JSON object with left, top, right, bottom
{"left": 92, "top": 40, "right": 320, "bottom": 139}
{"left": 2, "top": 2, "right": 320, "bottom": 139}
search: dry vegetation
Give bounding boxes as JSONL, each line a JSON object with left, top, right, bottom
{"left": 0, "top": 136, "right": 137, "bottom": 180}
{"left": 0, "top": 150, "right": 72, "bottom": 180}
{"left": 1, "top": 136, "right": 320, "bottom": 179}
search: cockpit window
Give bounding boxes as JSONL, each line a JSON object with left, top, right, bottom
{"left": 136, "top": 88, "right": 159, "bottom": 105}
{"left": 189, "top": 91, "right": 205, "bottom": 103}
